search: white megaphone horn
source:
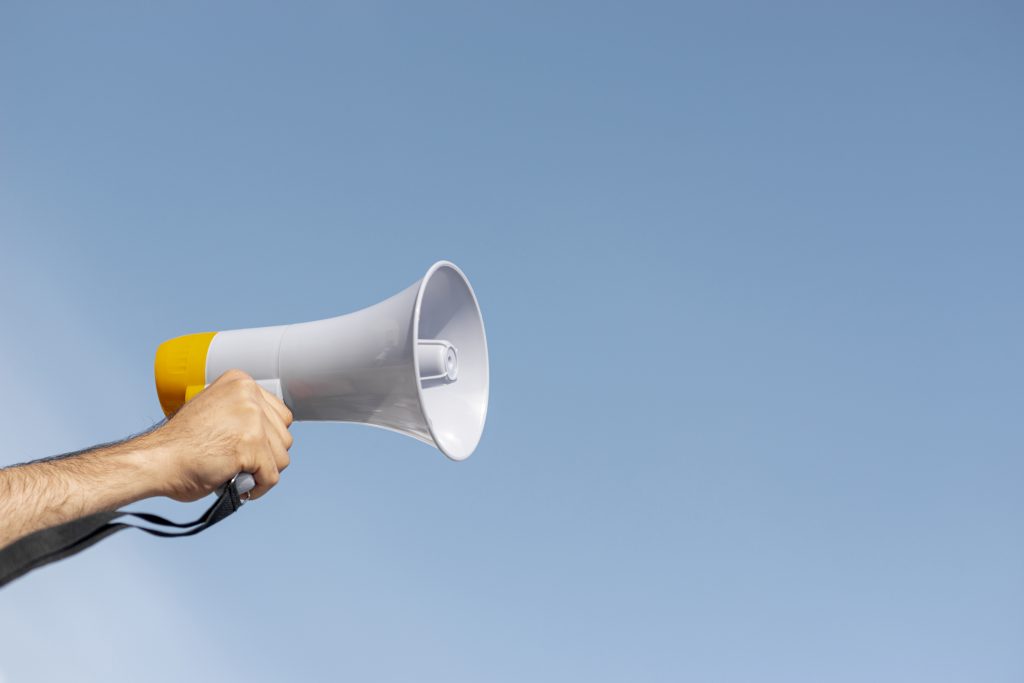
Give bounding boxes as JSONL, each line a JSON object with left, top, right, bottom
{"left": 154, "top": 261, "right": 489, "bottom": 463}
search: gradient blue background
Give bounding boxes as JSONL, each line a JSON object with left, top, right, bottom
{"left": 1, "top": 2, "right": 1022, "bottom": 681}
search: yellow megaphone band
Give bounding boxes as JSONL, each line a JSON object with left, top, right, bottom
{"left": 154, "top": 332, "right": 217, "bottom": 417}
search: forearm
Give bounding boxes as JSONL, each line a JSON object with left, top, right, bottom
{"left": 0, "top": 434, "right": 165, "bottom": 547}
{"left": 0, "top": 370, "right": 293, "bottom": 549}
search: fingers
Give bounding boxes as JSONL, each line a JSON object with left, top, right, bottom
{"left": 242, "top": 426, "right": 287, "bottom": 501}
{"left": 256, "top": 384, "right": 293, "bottom": 426}
{"left": 255, "top": 390, "right": 292, "bottom": 443}
{"left": 246, "top": 449, "right": 280, "bottom": 501}
{"left": 259, "top": 403, "right": 292, "bottom": 472}
{"left": 254, "top": 385, "right": 293, "bottom": 472}
{"left": 245, "top": 434, "right": 290, "bottom": 501}
{"left": 242, "top": 378, "right": 294, "bottom": 500}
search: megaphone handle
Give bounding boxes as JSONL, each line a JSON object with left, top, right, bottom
{"left": 220, "top": 472, "right": 256, "bottom": 502}
{"left": 234, "top": 472, "right": 256, "bottom": 495}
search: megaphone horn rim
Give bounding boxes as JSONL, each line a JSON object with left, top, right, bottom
{"left": 412, "top": 260, "right": 490, "bottom": 462}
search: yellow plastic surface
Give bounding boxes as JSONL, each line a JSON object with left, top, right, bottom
{"left": 154, "top": 331, "right": 216, "bottom": 416}
{"left": 184, "top": 384, "right": 206, "bottom": 402}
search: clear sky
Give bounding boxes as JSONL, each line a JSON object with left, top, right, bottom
{"left": 1, "top": 2, "right": 1022, "bottom": 681}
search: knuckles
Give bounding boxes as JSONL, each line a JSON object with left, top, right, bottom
{"left": 236, "top": 399, "right": 262, "bottom": 419}
{"left": 238, "top": 424, "right": 266, "bottom": 447}
{"left": 219, "top": 368, "right": 253, "bottom": 383}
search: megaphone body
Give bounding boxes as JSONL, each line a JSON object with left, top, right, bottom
{"left": 155, "top": 261, "right": 488, "bottom": 461}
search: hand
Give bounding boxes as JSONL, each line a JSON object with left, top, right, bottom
{"left": 144, "top": 369, "right": 294, "bottom": 502}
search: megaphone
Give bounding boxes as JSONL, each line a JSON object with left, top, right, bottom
{"left": 154, "top": 261, "right": 489, "bottom": 461}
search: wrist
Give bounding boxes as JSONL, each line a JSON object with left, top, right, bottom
{"left": 106, "top": 431, "right": 171, "bottom": 502}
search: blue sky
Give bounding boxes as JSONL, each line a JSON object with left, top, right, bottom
{"left": 1, "top": 2, "right": 1022, "bottom": 681}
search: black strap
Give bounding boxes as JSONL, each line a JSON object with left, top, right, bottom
{"left": 0, "top": 482, "right": 245, "bottom": 588}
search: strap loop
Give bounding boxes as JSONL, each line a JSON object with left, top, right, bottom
{"left": 0, "top": 480, "right": 246, "bottom": 588}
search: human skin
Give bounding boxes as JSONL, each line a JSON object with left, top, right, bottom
{"left": 0, "top": 369, "right": 293, "bottom": 548}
